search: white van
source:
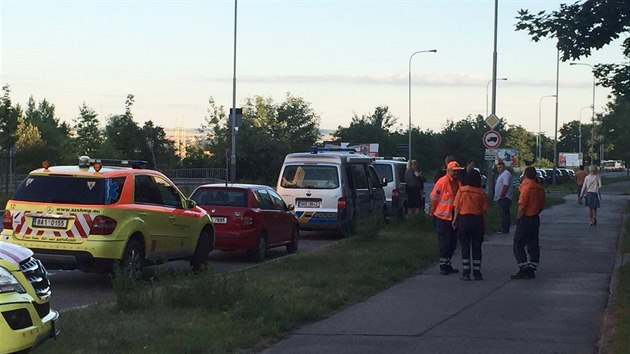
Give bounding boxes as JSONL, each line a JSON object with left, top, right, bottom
{"left": 276, "top": 147, "right": 386, "bottom": 236}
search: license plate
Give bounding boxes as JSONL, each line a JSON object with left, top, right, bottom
{"left": 211, "top": 216, "right": 227, "bottom": 224}
{"left": 298, "top": 200, "right": 320, "bottom": 208}
{"left": 32, "top": 217, "right": 68, "bottom": 229}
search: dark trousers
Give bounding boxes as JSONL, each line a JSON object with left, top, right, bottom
{"left": 513, "top": 215, "right": 540, "bottom": 269}
{"left": 436, "top": 217, "right": 457, "bottom": 267}
{"left": 457, "top": 214, "right": 484, "bottom": 274}
{"left": 497, "top": 198, "right": 512, "bottom": 233}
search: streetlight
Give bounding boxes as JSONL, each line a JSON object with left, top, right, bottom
{"left": 569, "top": 62, "right": 596, "bottom": 164}
{"left": 408, "top": 49, "right": 437, "bottom": 161}
{"left": 579, "top": 105, "right": 592, "bottom": 155}
{"left": 229, "top": 0, "right": 238, "bottom": 183}
{"left": 486, "top": 78, "right": 507, "bottom": 118}
{"left": 538, "top": 94, "right": 556, "bottom": 162}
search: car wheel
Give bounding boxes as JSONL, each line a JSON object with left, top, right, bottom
{"left": 249, "top": 233, "right": 267, "bottom": 262}
{"left": 286, "top": 228, "right": 299, "bottom": 254}
{"left": 191, "top": 228, "right": 211, "bottom": 272}
{"left": 120, "top": 239, "right": 144, "bottom": 280}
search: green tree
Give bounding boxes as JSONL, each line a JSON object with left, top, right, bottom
{"left": 23, "top": 96, "right": 74, "bottom": 165}
{"left": 141, "top": 120, "right": 179, "bottom": 169}
{"left": 516, "top": 0, "right": 630, "bottom": 98}
{"left": 333, "top": 106, "right": 398, "bottom": 151}
{"left": 0, "top": 86, "right": 19, "bottom": 171}
{"left": 102, "top": 94, "right": 142, "bottom": 158}
{"left": 73, "top": 103, "right": 102, "bottom": 156}
{"left": 599, "top": 97, "right": 630, "bottom": 167}
{"left": 504, "top": 124, "right": 536, "bottom": 164}
{"left": 203, "top": 94, "right": 320, "bottom": 184}
{"left": 435, "top": 115, "right": 491, "bottom": 167}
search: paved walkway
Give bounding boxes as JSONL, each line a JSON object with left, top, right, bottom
{"left": 263, "top": 181, "right": 630, "bottom": 354}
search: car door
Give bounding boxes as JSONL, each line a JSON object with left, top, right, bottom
{"left": 254, "top": 189, "right": 281, "bottom": 243}
{"left": 151, "top": 175, "right": 196, "bottom": 254}
{"left": 348, "top": 163, "right": 371, "bottom": 217}
{"left": 368, "top": 165, "right": 386, "bottom": 213}
{"left": 267, "top": 188, "right": 293, "bottom": 243}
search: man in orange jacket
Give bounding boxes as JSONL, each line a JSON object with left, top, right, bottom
{"left": 511, "top": 166, "right": 546, "bottom": 280}
{"left": 430, "top": 161, "right": 463, "bottom": 275}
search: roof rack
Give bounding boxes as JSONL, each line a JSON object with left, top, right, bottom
{"left": 374, "top": 156, "right": 406, "bottom": 161}
{"left": 78, "top": 156, "right": 148, "bottom": 169}
{"left": 310, "top": 146, "right": 356, "bottom": 154}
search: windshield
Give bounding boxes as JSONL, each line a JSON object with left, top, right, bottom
{"left": 280, "top": 165, "right": 340, "bottom": 189}
{"left": 12, "top": 175, "right": 126, "bottom": 205}
{"left": 191, "top": 188, "right": 248, "bottom": 207}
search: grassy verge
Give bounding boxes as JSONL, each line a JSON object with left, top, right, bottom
{"left": 609, "top": 202, "right": 630, "bottom": 354}
{"left": 37, "top": 194, "right": 565, "bottom": 354}
{"left": 603, "top": 175, "right": 630, "bottom": 186}
{"left": 37, "top": 217, "right": 439, "bottom": 353}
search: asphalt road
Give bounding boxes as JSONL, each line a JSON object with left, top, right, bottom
{"left": 48, "top": 230, "right": 336, "bottom": 312}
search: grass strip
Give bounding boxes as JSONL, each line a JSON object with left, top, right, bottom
{"left": 610, "top": 202, "right": 630, "bottom": 354}
{"left": 37, "top": 195, "right": 564, "bottom": 354}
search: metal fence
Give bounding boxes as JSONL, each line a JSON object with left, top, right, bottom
{"left": 0, "top": 169, "right": 227, "bottom": 195}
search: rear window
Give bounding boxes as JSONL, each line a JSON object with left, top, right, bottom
{"left": 191, "top": 188, "right": 248, "bottom": 207}
{"left": 373, "top": 164, "right": 393, "bottom": 182}
{"left": 12, "top": 175, "right": 126, "bottom": 205}
{"left": 280, "top": 165, "right": 339, "bottom": 189}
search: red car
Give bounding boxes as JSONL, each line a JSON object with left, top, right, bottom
{"left": 190, "top": 184, "right": 299, "bottom": 262}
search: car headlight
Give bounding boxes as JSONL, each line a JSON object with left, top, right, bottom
{"left": 0, "top": 266, "right": 26, "bottom": 294}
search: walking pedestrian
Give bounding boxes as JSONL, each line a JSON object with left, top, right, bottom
{"left": 579, "top": 165, "right": 602, "bottom": 226}
{"left": 452, "top": 169, "right": 487, "bottom": 281}
{"left": 494, "top": 162, "right": 514, "bottom": 234}
{"left": 511, "top": 166, "right": 545, "bottom": 280}
{"left": 575, "top": 165, "right": 587, "bottom": 204}
{"left": 405, "top": 160, "right": 425, "bottom": 218}
{"left": 430, "top": 161, "right": 463, "bottom": 275}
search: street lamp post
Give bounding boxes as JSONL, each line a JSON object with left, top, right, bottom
{"left": 408, "top": 49, "right": 437, "bottom": 161}
{"left": 579, "top": 105, "right": 591, "bottom": 155}
{"left": 486, "top": 78, "right": 507, "bottom": 118}
{"left": 537, "top": 94, "right": 556, "bottom": 162}
{"left": 570, "top": 62, "right": 596, "bottom": 164}
{"left": 229, "top": 0, "right": 238, "bottom": 183}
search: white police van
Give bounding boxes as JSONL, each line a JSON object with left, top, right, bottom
{"left": 276, "top": 147, "right": 386, "bottom": 236}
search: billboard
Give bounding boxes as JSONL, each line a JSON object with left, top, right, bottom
{"left": 559, "top": 152, "right": 583, "bottom": 167}
{"left": 495, "top": 148, "right": 519, "bottom": 167}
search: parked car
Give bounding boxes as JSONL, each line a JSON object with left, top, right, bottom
{"left": 1, "top": 157, "right": 214, "bottom": 276}
{"left": 0, "top": 241, "right": 58, "bottom": 353}
{"left": 520, "top": 169, "right": 546, "bottom": 185}
{"left": 277, "top": 147, "right": 386, "bottom": 236}
{"left": 190, "top": 184, "right": 299, "bottom": 262}
{"left": 372, "top": 158, "right": 409, "bottom": 219}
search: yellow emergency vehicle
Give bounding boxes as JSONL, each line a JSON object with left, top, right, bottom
{"left": 1, "top": 157, "right": 214, "bottom": 276}
{"left": 0, "top": 241, "right": 58, "bottom": 353}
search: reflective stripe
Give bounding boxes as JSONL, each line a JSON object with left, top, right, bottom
{"left": 517, "top": 262, "right": 529, "bottom": 267}
{"left": 473, "top": 260, "right": 481, "bottom": 265}
{"left": 437, "top": 199, "right": 453, "bottom": 204}
{"left": 462, "top": 265, "right": 471, "bottom": 270}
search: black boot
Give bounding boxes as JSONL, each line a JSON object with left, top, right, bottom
{"left": 511, "top": 268, "right": 533, "bottom": 280}
{"left": 473, "top": 270, "right": 483, "bottom": 281}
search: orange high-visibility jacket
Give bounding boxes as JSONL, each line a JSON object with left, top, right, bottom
{"left": 430, "top": 174, "right": 461, "bottom": 221}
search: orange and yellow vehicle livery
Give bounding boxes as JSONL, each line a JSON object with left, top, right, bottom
{"left": 1, "top": 157, "right": 215, "bottom": 274}
{"left": 0, "top": 241, "right": 58, "bottom": 353}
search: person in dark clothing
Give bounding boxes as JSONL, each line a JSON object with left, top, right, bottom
{"left": 459, "top": 159, "right": 477, "bottom": 186}
{"left": 433, "top": 155, "right": 455, "bottom": 183}
{"left": 405, "top": 159, "right": 426, "bottom": 217}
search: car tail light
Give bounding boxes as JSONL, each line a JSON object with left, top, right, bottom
{"left": 338, "top": 197, "right": 347, "bottom": 210}
{"left": 392, "top": 188, "right": 399, "bottom": 200}
{"left": 242, "top": 211, "right": 254, "bottom": 228}
{"left": 90, "top": 215, "right": 117, "bottom": 235}
{"left": 3, "top": 210, "right": 12, "bottom": 230}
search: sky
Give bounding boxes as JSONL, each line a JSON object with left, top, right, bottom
{"left": 0, "top": 0, "right": 626, "bottom": 138}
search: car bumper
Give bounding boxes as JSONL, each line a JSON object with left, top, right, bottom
{"left": 214, "top": 228, "right": 259, "bottom": 250}
{"left": 0, "top": 296, "right": 59, "bottom": 353}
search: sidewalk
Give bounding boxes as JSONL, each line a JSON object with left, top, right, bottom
{"left": 263, "top": 181, "right": 630, "bottom": 354}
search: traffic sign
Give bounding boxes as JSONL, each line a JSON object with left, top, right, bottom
{"left": 485, "top": 148, "right": 497, "bottom": 161}
{"left": 482, "top": 130, "right": 502, "bottom": 148}
{"left": 485, "top": 114, "right": 500, "bottom": 130}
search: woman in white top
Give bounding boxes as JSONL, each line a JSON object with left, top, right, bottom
{"left": 579, "top": 165, "right": 602, "bottom": 226}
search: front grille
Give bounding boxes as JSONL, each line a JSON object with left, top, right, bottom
{"left": 19, "top": 257, "right": 51, "bottom": 300}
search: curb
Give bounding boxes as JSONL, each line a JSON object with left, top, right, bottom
{"left": 597, "top": 201, "right": 629, "bottom": 354}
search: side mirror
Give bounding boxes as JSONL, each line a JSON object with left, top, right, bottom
{"left": 186, "top": 199, "right": 197, "bottom": 209}
{"left": 287, "top": 204, "right": 295, "bottom": 211}
{"left": 381, "top": 177, "right": 388, "bottom": 187}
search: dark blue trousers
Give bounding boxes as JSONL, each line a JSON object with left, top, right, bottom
{"left": 513, "top": 215, "right": 540, "bottom": 270}
{"left": 457, "top": 214, "right": 484, "bottom": 274}
{"left": 497, "top": 198, "right": 512, "bottom": 233}
{"left": 436, "top": 217, "right": 457, "bottom": 268}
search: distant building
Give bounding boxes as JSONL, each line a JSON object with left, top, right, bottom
{"left": 164, "top": 127, "right": 208, "bottom": 159}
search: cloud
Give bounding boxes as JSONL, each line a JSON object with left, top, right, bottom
{"left": 197, "top": 73, "right": 589, "bottom": 88}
